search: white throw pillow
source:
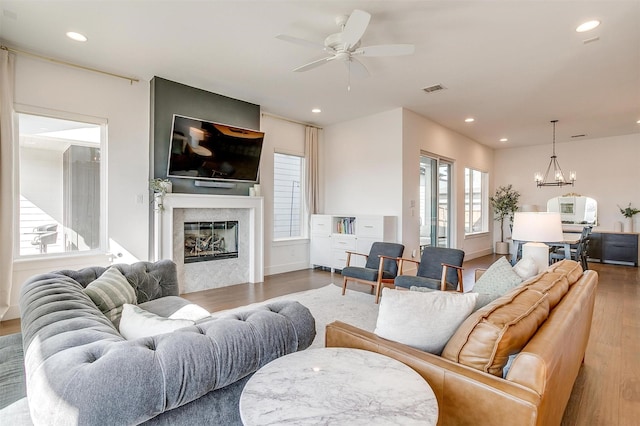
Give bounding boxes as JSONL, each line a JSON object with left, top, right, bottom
{"left": 119, "top": 304, "right": 194, "bottom": 340}
{"left": 169, "top": 304, "right": 211, "bottom": 322}
{"left": 513, "top": 256, "right": 539, "bottom": 280}
{"left": 374, "top": 288, "right": 478, "bottom": 354}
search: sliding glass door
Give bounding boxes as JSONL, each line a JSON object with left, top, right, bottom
{"left": 419, "top": 154, "right": 452, "bottom": 249}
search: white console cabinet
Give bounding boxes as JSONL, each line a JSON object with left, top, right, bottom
{"left": 310, "top": 215, "right": 397, "bottom": 271}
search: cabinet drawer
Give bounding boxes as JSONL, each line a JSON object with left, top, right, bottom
{"left": 311, "top": 215, "right": 332, "bottom": 235}
{"left": 332, "top": 235, "right": 357, "bottom": 251}
{"left": 357, "top": 217, "right": 383, "bottom": 238}
{"left": 604, "top": 233, "right": 638, "bottom": 249}
{"left": 332, "top": 249, "right": 351, "bottom": 270}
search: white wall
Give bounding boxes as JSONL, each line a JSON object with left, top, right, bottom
{"left": 5, "top": 55, "right": 150, "bottom": 319}
{"left": 402, "top": 109, "right": 494, "bottom": 260}
{"left": 260, "top": 114, "right": 311, "bottom": 275}
{"left": 322, "top": 108, "right": 404, "bottom": 225}
{"left": 494, "top": 133, "right": 640, "bottom": 234}
{"left": 322, "top": 108, "right": 494, "bottom": 262}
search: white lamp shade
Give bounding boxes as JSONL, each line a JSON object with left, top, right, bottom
{"left": 511, "top": 212, "right": 563, "bottom": 242}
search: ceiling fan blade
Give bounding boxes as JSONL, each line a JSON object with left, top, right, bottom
{"left": 293, "top": 56, "right": 334, "bottom": 72}
{"left": 342, "top": 9, "right": 371, "bottom": 49}
{"left": 354, "top": 44, "right": 416, "bottom": 57}
{"left": 345, "top": 58, "right": 370, "bottom": 79}
{"left": 276, "top": 34, "right": 325, "bottom": 50}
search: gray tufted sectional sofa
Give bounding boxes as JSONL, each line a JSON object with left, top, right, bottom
{"left": 17, "top": 260, "right": 316, "bottom": 425}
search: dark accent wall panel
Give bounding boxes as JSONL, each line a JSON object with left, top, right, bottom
{"left": 150, "top": 77, "right": 260, "bottom": 195}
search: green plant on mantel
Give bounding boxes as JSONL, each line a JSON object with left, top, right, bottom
{"left": 618, "top": 203, "right": 640, "bottom": 218}
{"left": 150, "top": 178, "right": 171, "bottom": 211}
{"left": 490, "top": 184, "right": 521, "bottom": 242}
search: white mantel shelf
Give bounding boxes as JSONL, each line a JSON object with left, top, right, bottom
{"left": 154, "top": 193, "right": 264, "bottom": 284}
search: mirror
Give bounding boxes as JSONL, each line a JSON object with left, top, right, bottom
{"left": 547, "top": 194, "right": 597, "bottom": 225}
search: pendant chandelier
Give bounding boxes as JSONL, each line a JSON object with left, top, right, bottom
{"left": 534, "top": 120, "right": 576, "bottom": 187}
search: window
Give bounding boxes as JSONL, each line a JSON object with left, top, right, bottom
{"left": 273, "top": 152, "right": 303, "bottom": 239}
{"left": 464, "top": 168, "right": 488, "bottom": 235}
{"left": 17, "top": 111, "right": 106, "bottom": 257}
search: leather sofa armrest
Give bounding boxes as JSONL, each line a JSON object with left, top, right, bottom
{"left": 326, "top": 321, "right": 540, "bottom": 426}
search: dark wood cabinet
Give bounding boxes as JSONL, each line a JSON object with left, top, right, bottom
{"left": 588, "top": 232, "right": 638, "bottom": 266}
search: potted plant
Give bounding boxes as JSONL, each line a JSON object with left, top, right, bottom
{"left": 618, "top": 203, "right": 640, "bottom": 232}
{"left": 490, "top": 185, "right": 521, "bottom": 254}
{"left": 150, "top": 178, "right": 172, "bottom": 211}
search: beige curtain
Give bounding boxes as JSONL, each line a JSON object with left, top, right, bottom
{"left": 305, "top": 126, "right": 319, "bottom": 215}
{"left": 0, "top": 49, "right": 16, "bottom": 320}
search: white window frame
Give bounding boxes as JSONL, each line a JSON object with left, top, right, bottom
{"left": 464, "top": 167, "right": 489, "bottom": 236}
{"left": 273, "top": 150, "right": 306, "bottom": 241}
{"left": 14, "top": 104, "right": 108, "bottom": 259}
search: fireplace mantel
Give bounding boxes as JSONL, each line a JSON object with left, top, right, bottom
{"left": 154, "top": 193, "right": 264, "bottom": 286}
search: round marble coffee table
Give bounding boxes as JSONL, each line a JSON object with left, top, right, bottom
{"left": 239, "top": 347, "right": 438, "bottom": 425}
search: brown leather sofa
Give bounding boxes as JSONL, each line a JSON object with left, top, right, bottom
{"left": 326, "top": 260, "right": 598, "bottom": 426}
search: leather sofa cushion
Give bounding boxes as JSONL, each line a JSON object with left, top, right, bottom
{"left": 547, "top": 259, "right": 583, "bottom": 285}
{"left": 520, "top": 271, "right": 569, "bottom": 310}
{"left": 442, "top": 286, "right": 550, "bottom": 376}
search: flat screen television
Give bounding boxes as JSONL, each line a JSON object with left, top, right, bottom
{"left": 167, "top": 114, "right": 264, "bottom": 183}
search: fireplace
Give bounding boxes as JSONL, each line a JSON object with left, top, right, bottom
{"left": 184, "top": 221, "right": 238, "bottom": 263}
{"left": 154, "top": 193, "right": 263, "bottom": 292}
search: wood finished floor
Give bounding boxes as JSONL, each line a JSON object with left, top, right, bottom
{"left": 1, "top": 254, "right": 638, "bottom": 425}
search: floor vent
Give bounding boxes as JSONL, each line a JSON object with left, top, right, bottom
{"left": 571, "top": 134, "right": 587, "bottom": 138}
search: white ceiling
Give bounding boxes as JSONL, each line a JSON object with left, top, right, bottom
{"left": 1, "top": 0, "right": 639, "bottom": 149}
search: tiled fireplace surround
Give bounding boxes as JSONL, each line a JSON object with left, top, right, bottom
{"left": 154, "top": 193, "right": 264, "bottom": 293}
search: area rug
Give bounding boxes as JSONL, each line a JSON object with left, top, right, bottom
{"left": 212, "top": 284, "right": 380, "bottom": 349}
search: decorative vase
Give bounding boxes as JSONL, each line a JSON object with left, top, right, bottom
{"left": 624, "top": 217, "right": 633, "bottom": 233}
{"left": 495, "top": 241, "right": 509, "bottom": 255}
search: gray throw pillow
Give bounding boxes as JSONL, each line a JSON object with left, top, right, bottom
{"left": 472, "top": 256, "right": 523, "bottom": 310}
{"left": 83, "top": 267, "right": 137, "bottom": 326}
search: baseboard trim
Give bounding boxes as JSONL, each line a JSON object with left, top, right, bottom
{"left": 1, "top": 305, "right": 21, "bottom": 321}
{"left": 464, "top": 248, "right": 494, "bottom": 261}
{"left": 264, "top": 261, "right": 310, "bottom": 277}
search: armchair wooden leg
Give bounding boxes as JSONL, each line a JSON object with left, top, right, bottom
{"left": 342, "top": 276, "right": 348, "bottom": 296}
{"left": 374, "top": 282, "right": 382, "bottom": 304}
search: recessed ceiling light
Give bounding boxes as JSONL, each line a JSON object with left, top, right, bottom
{"left": 464, "top": 118, "right": 475, "bottom": 123}
{"left": 637, "top": 119, "right": 640, "bottom": 124}
{"left": 500, "top": 138, "right": 508, "bottom": 143}
{"left": 311, "top": 108, "right": 321, "bottom": 113}
{"left": 576, "top": 20, "right": 600, "bottom": 33}
{"left": 66, "top": 31, "right": 87, "bottom": 42}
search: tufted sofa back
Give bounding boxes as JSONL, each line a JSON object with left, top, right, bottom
{"left": 19, "top": 260, "right": 315, "bottom": 425}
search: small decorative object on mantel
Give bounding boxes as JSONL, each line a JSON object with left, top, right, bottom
{"left": 490, "top": 185, "right": 521, "bottom": 254}
{"left": 150, "top": 178, "right": 172, "bottom": 211}
{"left": 618, "top": 203, "right": 639, "bottom": 233}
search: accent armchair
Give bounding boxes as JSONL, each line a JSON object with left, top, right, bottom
{"left": 341, "top": 242, "right": 405, "bottom": 304}
{"left": 395, "top": 246, "right": 465, "bottom": 292}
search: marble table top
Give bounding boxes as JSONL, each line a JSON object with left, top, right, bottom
{"left": 239, "top": 347, "right": 438, "bottom": 425}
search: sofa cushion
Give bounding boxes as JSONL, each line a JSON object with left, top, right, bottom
{"left": 374, "top": 288, "right": 478, "bottom": 354}
{"left": 520, "top": 271, "right": 569, "bottom": 310}
{"left": 471, "top": 256, "right": 523, "bottom": 310}
{"left": 512, "top": 256, "right": 538, "bottom": 280}
{"left": 119, "top": 304, "right": 194, "bottom": 340}
{"left": 547, "top": 259, "right": 583, "bottom": 285}
{"left": 442, "top": 286, "right": 550, "bottom": 376}
{"left": 83, "top": 267, "right": 136, "bottom": 326}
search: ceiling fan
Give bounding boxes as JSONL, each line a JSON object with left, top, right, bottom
{"left": 277, "top": 9, "right": 415, "bottom": 82}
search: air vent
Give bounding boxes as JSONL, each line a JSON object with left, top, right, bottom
{"left": 571, "top": 134, "right": 587, "bottom": 138}
{"left": 422, "top": 84, "right": 446, "bottom": 93}
{"left": 583, "top": 37, "right": 600, "bottom": 44}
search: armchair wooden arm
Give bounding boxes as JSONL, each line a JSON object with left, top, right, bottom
{"left": 441, "top": 263, "right": 464, "bottom": 292}
{"left": 344, "top": 250, "right": 368, "bottom": 267}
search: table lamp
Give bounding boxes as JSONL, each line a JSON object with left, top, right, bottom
{"left": 511, "top": 212, "right": 564, "bottom": 274}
